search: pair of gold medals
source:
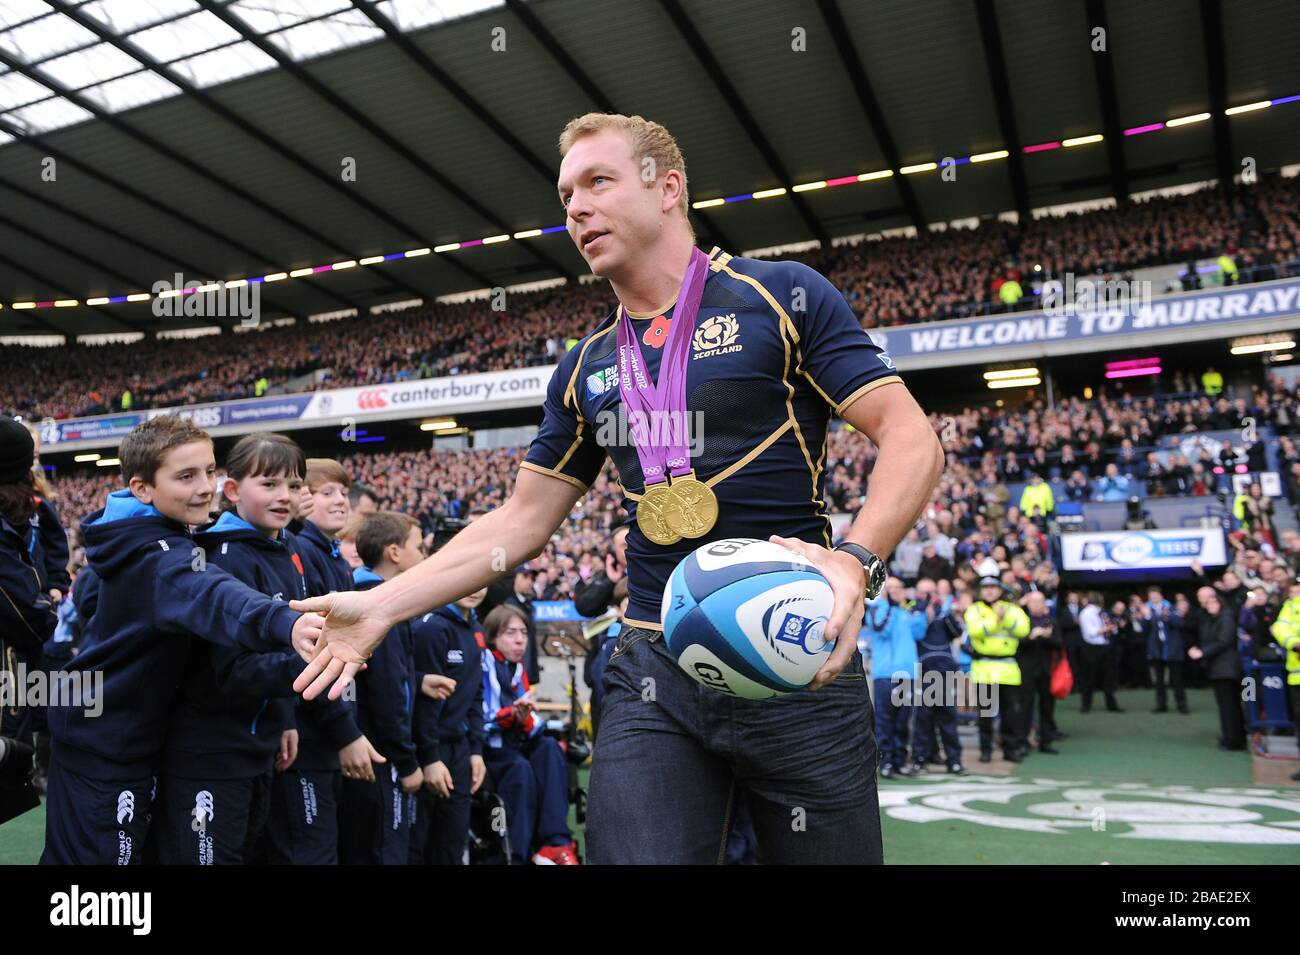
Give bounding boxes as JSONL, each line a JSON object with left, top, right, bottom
{"left": 636, "top": 470, "right": 719, "bottom": 545}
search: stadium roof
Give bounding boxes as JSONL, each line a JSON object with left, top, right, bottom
{"left": 1, "top": 0, "right": 1298, "bottom": 337}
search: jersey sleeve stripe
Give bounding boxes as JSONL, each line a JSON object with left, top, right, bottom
{"left": 836, "top": 375, "right": 904, "bottom": 416}
{"left": 518, "top": 460, "right": 590, "bottom": 491}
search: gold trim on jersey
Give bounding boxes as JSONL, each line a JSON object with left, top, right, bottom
{"left": 621, "top": 616, "right": 664, "bottom": 632}
{"left": 518, "top": 460, "right": 589, "bottom": 491}
{"left": 837, "top": 375, "right": 903, "bottom": 415}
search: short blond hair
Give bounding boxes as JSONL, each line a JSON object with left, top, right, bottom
{"left": 305, "top": 457, "right": 350, "bottom": 491}
{"left": 558, "top": 112, "right": 694, "bottom": 237}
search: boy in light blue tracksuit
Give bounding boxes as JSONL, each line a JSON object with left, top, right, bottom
{"left": 860, "top": 577, "right": 926, "bottom": 777}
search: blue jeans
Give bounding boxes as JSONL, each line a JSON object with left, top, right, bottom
{"left": 586, "top": 627, "right": 882, "bottom": 864}
{"left": 872, "top": 677, "right": 913, "bottom": 770}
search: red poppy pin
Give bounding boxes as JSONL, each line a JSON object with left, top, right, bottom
{"left": 642, "top": 314, "right": 672, "bottom": 348}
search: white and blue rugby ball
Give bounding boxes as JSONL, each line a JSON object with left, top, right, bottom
{"left": 661, "top": 538, "right": 834, "bottom": 699}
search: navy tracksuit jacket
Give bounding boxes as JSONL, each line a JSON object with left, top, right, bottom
{"left": 408, "top": 603, "right": 485, "bottom": 864}
{"left": 42, "top": 490, "right": 300, "bottom": 865}
{"left": 266, "top": 517, "right": 361, "bottom": 864}
{"left": 153, "top": 511, "right": 313, "bottom": 865}
{"left": 338, "top": 567, "right": 418, "bottom": 865}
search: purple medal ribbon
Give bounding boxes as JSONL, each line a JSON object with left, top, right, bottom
{"left": 616, "top": 247, "right": 710, "bottom": 485}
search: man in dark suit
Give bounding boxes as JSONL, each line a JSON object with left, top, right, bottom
{"left": 1189, "top": 587, "right": 1246, "bottom": 750}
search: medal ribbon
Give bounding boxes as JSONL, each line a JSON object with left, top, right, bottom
{"left": 615, "top": 247, "right": 709, "bottom": 485}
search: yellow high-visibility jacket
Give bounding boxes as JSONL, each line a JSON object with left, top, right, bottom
{"left": 1270, "top": 597, "right": 1300, "bottom": 686}
{"left": 964, "top": 600, "right": 1030, "bottom": 686}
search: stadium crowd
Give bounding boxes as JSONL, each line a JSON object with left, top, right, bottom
{"left": 3, "top": 177, "right": 1298, "bottom": 423}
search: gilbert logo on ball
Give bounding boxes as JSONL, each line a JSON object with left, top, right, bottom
{"left": 660, "top": 538, "right": 833, "bottom": 698}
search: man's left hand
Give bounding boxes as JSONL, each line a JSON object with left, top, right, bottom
{"left": 769, "top": 535, "right": 865, "bottom": 690}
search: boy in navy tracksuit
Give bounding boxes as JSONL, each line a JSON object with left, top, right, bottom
{"left": 41, "top": 417, "right": 324, "bottom": 865}
{"left": 267, "top": 457, "right": 367, "bottom": 865}
{"left": 408, "top": 586, "right": 487, "bottom": 865}
{"left": 338, "top": 511, "right": 424, "bottom": 865}
{"left": 481, "top": 604, "right": 578, "bottom": 864}
{"left": 154, "top": 480, "right": 311, "bottom": 865}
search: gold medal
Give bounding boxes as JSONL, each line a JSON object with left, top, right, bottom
{"left": 664, "top": 472, "right": 719, "bottom": 539}
{"left": 637, "top": 481, "right": 682, "bottom": 545}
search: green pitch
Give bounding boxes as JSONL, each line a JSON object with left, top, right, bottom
{"left": 5, "top": 689, "right": 1297, "bottom": 864}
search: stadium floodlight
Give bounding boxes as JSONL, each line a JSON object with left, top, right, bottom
{"left": 74, "top": 454, "right": 101, "bottom": 463}
{"left": 263, "top": 272, "right": 288, "bottom": 282}
{"left": 482, "top": 234, "right": 510, "bottom": 244}
{"left": 751, "top": 187, "right": 787, "bottom": 199}
{"left": 513, "top": 229, "right": 543, "bottom": 239}
{"left": 95, "top": 458, "right": 121, "bottom": 467}
{"left": 987, "top": 376, "right": 1041, "bottom": 389}
{"left": 1062, "top": 134, "right": 1103, "bottom": 147}
{"left": 899, "top": 162, "right": 937, "bottom": 175}
{"left": 1124, "top": 122, "right": 1164, "bottom": 136}
{"left": 858, "top": 169, "right": 894, "bottom": 181}
{"left": 358, "top": 255, "right": 385, "bottom": 265}
{"left": 983, "top": 367, "right": 1039, "bottom": 381}
{"left": 289, "top": 267, "right": 313, "bottom": 278}
{"left": 969, "top": 150, "right": 1009, "bottom": 163}
{"left": 692, "top": 198, "right": 725, "bottom": 208}
{"left": 420, "top": 418, "right": 457, "bottom": 431}
{"left": 86, "top": 297, "right": 109, "bottom": 306}
{"left": 406, "top": 247, "right": 433, "bottom": 256}
{"left": 1225, "top": 100, "right": 1270, "bottom": 115}
{"left": 1023, "top": 141, "right": 1061, "bottom": 153}
{"left": 1165, "top": 112, "right": 1211, "bottom": 127}
{"left": 792, "top": 181, "right": 827, "bottom": 192}
{"left": 54, "top": 300, "right": 78, "bottom": 307}
{"left": 331, "top": 260, "right": 357, "bottom": 270}
{"left": 1230, "top": 337, "right": 1296, "bottom": 355}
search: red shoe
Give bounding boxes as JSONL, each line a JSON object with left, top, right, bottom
{"left": 532, "top": 842, "right": 580, "bottom": 865}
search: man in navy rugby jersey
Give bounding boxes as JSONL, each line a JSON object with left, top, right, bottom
{"left": 293, "top": 113, "right": 943, "bottom": 865}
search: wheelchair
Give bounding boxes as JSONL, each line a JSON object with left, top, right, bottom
{"left": 466, "top": 718, "right": 589, "bottom": 865}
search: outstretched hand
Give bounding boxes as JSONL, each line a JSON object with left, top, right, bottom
{"left": 769, "top": 535, "right": 867, "bottom": 690}
{"left": 290, "top": 590, "right": 391, "bottom": 700}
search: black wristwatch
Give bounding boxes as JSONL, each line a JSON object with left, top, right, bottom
{"left": 833, "top": 542, "right": 886, "bottom": 601}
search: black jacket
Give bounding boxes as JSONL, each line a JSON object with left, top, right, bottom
{"left": 1197, "top": 607, "right": 1242, "bottom": 682}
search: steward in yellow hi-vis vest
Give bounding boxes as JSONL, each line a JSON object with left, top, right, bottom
{"left": 964, "top": 581, "right": 1031, "bottom": 687}
{"left": 1273, "top": 582, "right": 1300, "bottom": 782}
{"left": 964, "top": 577, "right": 1032, "bottom": 763}
{"left": 1270, "top": 586, "right": 1300, "bottom": 688}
